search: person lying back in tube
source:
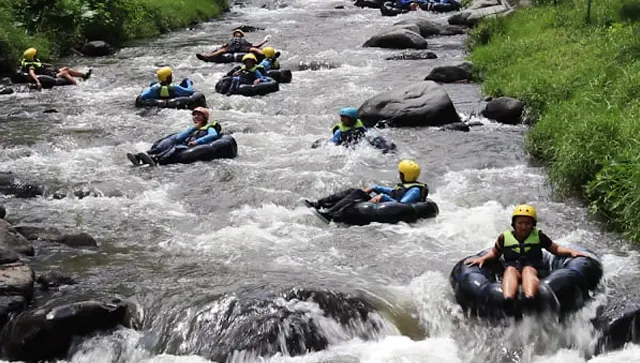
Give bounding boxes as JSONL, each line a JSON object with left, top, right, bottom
{"left": 258, "top": 47, "right": 281, "bottom": 71}
{"left": 464, "top": 205, "right": 591, "bottom": 307}
{"left": 201, "top": 29, "right": 268, "bottom": 59}
{"left": 127, "top": 107, "right": 222, "bottom": 166}
{"left": 21, "top": 47, "right": 92, "bottom": 90}
{"left": 304, "top": 160, "right": 428, "bottom": 221}
{"left": 225, "top": 54, "right": 271, "bottom": 96}
{"left": 139, "top": 67, "right": 195, "bottom": 101}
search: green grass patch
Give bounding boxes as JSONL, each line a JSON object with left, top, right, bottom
{"left": 468, "top": 0, "right": 640, "bottom": 241}
{"left": 0, "top": 0, "right": 228, "bottom": 74}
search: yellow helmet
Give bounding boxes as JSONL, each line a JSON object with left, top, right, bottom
{"left": 512, "top": 204, "right": 537, "bottom": 222}
{"left": 398, "top": 160, "right": 420, "bottom": 182}
{"left": 156, "top": 67, "right": 173, "bottom": 82}
{"left": 262, "top": 47, "right": 276, "bottom": 58}
{"left": 242, "top": 53, "right": 257, "bottom": 62}
{"left": 23, "top": 48, "right": 37, "bottom": 61}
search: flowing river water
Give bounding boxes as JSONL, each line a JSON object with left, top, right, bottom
{"left": 1, "top": 0, "right": 640, "bottom": 362}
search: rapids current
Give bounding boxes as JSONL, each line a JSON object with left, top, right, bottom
{"left": 1, "top": 0, "right": 640, "bottom": 362}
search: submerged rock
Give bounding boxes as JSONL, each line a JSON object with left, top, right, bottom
{"left": 363, "top": 28, "right": 427, "bottom": 49}
{"left": 0, "top": 220, "right": 34, "bottom": 256}
{"left": 425, "top": 62, "right": 473, "bottom": 83}
{"left": 80, "top": 41, "right": 115, "bottom": 57}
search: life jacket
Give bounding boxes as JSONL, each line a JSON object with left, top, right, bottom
{"left": 388, "top": 182, "right": 428, "bottom": 203}
{"left": 156, "top": 84, "right": 175, "bottom": 99}
{"left": 502, "top": 228, "right": 543, "bottom": 264}
{"left": 239, "top": 65, "right": 260, "bottom": 82}
{"left": 21, "top": 59, "right": 42, "bottom": 73}
{"left": 332, "top": 119, "right": 367, "bottom": 145}
{"left": 185, "top": 122, "right": 222, "bottom": 143}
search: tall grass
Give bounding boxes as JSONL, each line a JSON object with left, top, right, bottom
{"left": 0, "top": 0, "right": 228, "bottom": 73}
{"left": 468, "top": 0, "right": 640, "bottom": 241}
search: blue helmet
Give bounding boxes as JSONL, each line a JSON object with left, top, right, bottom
{"left": 339, "top": 107, "right": 359, "bottom": 120}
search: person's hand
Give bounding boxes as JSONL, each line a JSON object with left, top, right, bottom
{"left": 263, "top": 34, "right": 271, "bottom": 42}
{"left": 465, "top": 257, "right": 484, "bottom": 267}
{"left": 253, "top": 79, "right": 261, "bottom": 85}
{"left": 363, "top": 187, "right": 373, "bottom": 194}
{"left": 369, "top": 195, "right": 383, "bottom": 203}
{"left": 571, "top": 251, "right": 590, "bottom": 258}
{"left": 188, "top": 141, "right": 197, "bottom": 146}
{"left": 36, "top": 82, "right": 42, "bottom": 91}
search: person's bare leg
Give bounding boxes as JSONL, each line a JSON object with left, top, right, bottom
{"left": 502, "top": 266, "right": 521, "bottom": 299}
{"left": 521, "top": 266, "right": 540, "bottom": 298}
{"left": 56, "top": 70, "right": 77, "bottom": 85}
{"left": 250, "top": 47, "right": 264, "bottom": 56}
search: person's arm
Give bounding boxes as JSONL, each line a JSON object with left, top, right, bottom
{"left": 176, "top": 126, "right": 196, "bottom": 142}
{"left": 543, "top": 232, "right": 591, "bottom": 258}
{"left": 371, "top": 185, "right": 394, "bottom": 195}
{"left": 399, "top": 187, "right": 421, "bottom": 204}
{"left": 258, "top": 60, "right": 270, "bottom": 71}
{"left": 255, "top": 68, "right": 269, "bottom": 81}
{"left": 172, "top": 84, "right": 194, "bottom": 96}
{"left": 139, "top": 85, "right": 158, "bottom": 100}
{"left": 465, "top": 235, "right": 505, "bottom": 267}
{"left": 193, "top": 128, "right": 220, "bottom": 145}
{"left": 27, "top": 67, "right": 41, "bottom": 89}
{"left": 330, "top": 130, "right": 342, "bottom": 145}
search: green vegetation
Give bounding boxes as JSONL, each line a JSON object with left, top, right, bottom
{"left": 468, "top": 0, "right": 640, "bottom": 240}
{"left": 0, "top": 0, "right": 228, "bottom": 74}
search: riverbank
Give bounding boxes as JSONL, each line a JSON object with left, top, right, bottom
{"left": 468, "top": 0, "right": 640, "bottom": 241}
{"left": 0, "top": 0, "right": 228, "bottom": 75}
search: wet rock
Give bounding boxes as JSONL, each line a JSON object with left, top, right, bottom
{"left": 594, "top": 295, "right": 640, "bottom": 354}
{"left": 0, "top": 205, "right": 5, "bottom": 219}
{"left": 363, "top": 28, "right": 427, "bottom": 49}
{"left": 80, "top": 41, "right": 115, "bottom": 57}
{"left": 334, "top": 4, "right": 345, "bottom": 8}
{"left": 0, "top": 220, "right": 34, "bottom": 256}
{"left": 359, "top": 81, "right": 461, "bottom": 127}
{"left": 482, "top": 97, "right": 524, "bottom": 124}
{"left": 43, "top": 108, "right": 59, "bottom": 113}
{"left": 440, "top": 122, "right": 470, "bottom": 132}
{"left": 0, "top": 248, "right": 19, "bottom": 265}
{"left": 235, "top": 25, "right": 265, "bottom": 32}
{"left": 424, "top": 62, "right": 473, "bottom": 83}
{"left": 355, "top": 0, "right": 383, "bottom": 8}
{"left": 394, "top": 19, "right": 465, "bottom": 37}
{"left": 385, "top": 51, "right": 437, "bottom": 60}
{"left": 0, "top": 262, "right": 35, "bottom": 328}
{"left": 468, "top": 0, "right": 500, "bottom": 10}
{"left": 0, "top": 298, "right": 131, "bottom": 362}
{"left": 467, "top": 120, "right": 484, "bottom": 127}
{"left": 36, "top": 272, "right": 78, "bottom": 291}
{"left": 293, "top": 60, "right": 341, "bottom": 71}
{"left": 58, "top": 233, "right": 97, "bottom": 248}
{"left": 13, "top": 225, "right": 63, "bottom": 241}
{"left": 448, "top": 4, "right": 511, "bottom": 27}
{"left": 390, "top": 23, "right": 421, "bottom": 35}
{"left": 0, "top": 172, "right": 43, "bottom": 199}
{"left": 0, "top": 87, "right": 13, "bottom": 95}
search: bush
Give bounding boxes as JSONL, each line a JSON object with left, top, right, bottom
{"left": 469, "top": 0, "right": 640, "bottom": 241}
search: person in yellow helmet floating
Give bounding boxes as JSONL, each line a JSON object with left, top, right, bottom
{"left": 138, "top": 67, "right": 194, "bottom": 101}
{"left": 200, "top": 29, "right": 268, "bottom": 59}
{"left": 258, "top": 47, "right": 281, "bottom": 71}
{"left": 304, "top": 160, "right": 428, "bottom": 222}
{"left": 224, "top": 53, "right": 270, "bottom": 96}
{"left": 465, "top": 204, "right": 590, "bottom": 304}
{"left": 21, "top": 48, "right": 92, "bottom": 90}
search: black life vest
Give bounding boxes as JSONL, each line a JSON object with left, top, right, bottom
{"left": 388, "top": 182, "right": 428, "bottom": 202}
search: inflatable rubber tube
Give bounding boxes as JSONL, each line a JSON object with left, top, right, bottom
{"left": 337, "top": 199, "right": 439, "bottom": 225}
{"left": 266, "top": 69, "right": 293, "bottom": 84}
{"left": 150, "top": 134, "right": 238, "bottom": 165}
{"left": 355, "top": 0, "right": 384, "bottom": 8}
{"left": 449, "top": 248, "right": 603, "bottom": 319}
{"left": 420, "top": 1, "right": 461, "bottom": 12}
{"left": 11, "top": 72, "right": 74, "bottom": 89}
{"left": 311, "top": 135, "right": 396, "bottom": 154}
{"left": 380, "top": 2, "right": 406, "bottom": 16}
{"left": 196, "top": 51, "right": 266, "bottom": 64}
{"left": 135, "top": 92, "right": 207, "bottom": 110}
{"left": 215, "top": 77, "right": 279, "bottom": 96}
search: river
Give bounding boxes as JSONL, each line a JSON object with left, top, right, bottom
{"left": 1, "top": 0, "right": 639, "bottom": 362}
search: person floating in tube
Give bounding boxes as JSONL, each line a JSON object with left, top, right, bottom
{"left": 326, "top": 107, "right": 394, "bottom": 152}
{"left": 198, "top": 29, "right": 268, "bottom": 59}
{"left": 258, "top": 47, "right": 281, "bottom": 71}
{"left": 21, "top": 47, "right": 92, "bottom": 90}
{"left": 138, "top": 67, "right": 194, "bottom": 101}
{"left": 303, "top": 160, "right": 428, "bottom": 222}
{"left": 126, "top": 107, "right": 222, "bottom": 166}
{"left": 225, "top": 54, "right": 271, "bottom": 96}
{"left": 464, "top": 204, "right": 591, "bottom": 307}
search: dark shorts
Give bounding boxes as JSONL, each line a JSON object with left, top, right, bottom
{"left": 227, "top": 45, "right": 251, "bottom": 53}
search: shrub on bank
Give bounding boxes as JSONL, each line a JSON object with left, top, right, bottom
{"left": 0, "top": 0, "right": 228, "bottom": 74}
{"left": 468, "top": 0, "right": 640, "bottom": 241}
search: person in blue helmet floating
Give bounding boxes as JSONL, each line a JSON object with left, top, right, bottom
{"left": 330, "top": 107, "right": 368, "bottom": 147}
{"left": 303, "top": 160, "right": 428, "bottom": 222}
{"left": 138, "top": 67, "right": 194, "bottom": 101}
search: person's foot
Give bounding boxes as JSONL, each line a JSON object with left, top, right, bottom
{"left": 138, "top": 153, "right": 157, "bottom": 166}
{"left": 82, "top": 69, "right": 92, "bottom": 80}
{"left": 126, "top": 153, "right": 141, "bottom": 166}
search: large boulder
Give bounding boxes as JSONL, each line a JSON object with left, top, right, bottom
{"left": 594, "top": 295, "right": 640, "bottom": 354}
{"left": 385, "top": 51, "right": 437, "bottom": 61}
{"left": 424, "top": 62, "right": 473, "bottom": 83}
{"left": 0, "top": 220, "right": 33, "bottom": 256}
{"left": 80, "top": 41, "right": 115, "bottom": 57}
{"left": 0, "top": 298, "right": 133, "bottom": 362}
{"left": 394, "top": 19, "right": 465, "bottom": 37}
{"left": 0, "top": 172, "right": 43, "bottom": 198}
{"left": 363, "top": 28, "right": 427, "bottom": 49}
{"left": 448, "top": 4, "right": 510, "bottom": 27}
{"left": 0, "top": 87, "right": 13, "bottom": 95}
{"left": 482, "top": 97, "right": 524, "bottom": 124}
{"left": 13, "top": 226, "right": 97, "bottom": 248}
{"left": 0, "top": 261, "right": 34, "bottom": 328}
{"left": 359, "top": 81, "right": 461, "bottom": 127}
